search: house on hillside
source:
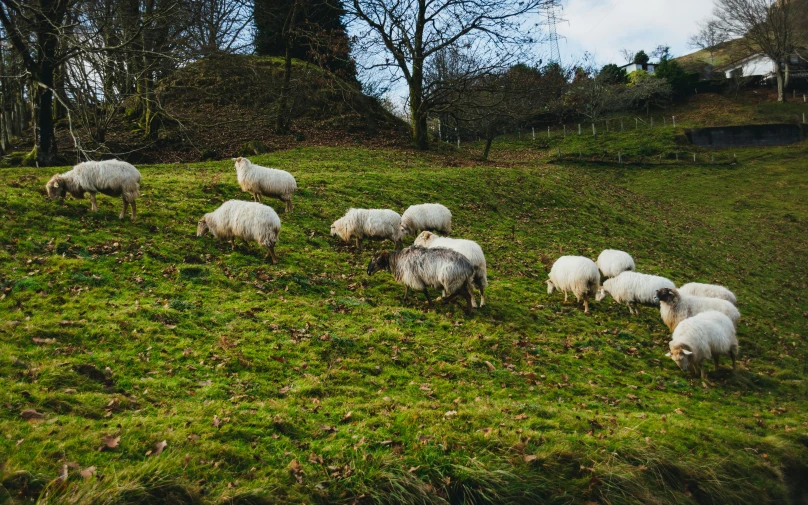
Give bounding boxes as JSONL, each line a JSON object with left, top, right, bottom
{"left": 619, "top": 62, "right": 657, "bottom": 75}
{"left": 716, "top": 51, "right": 808, "bottom": 80}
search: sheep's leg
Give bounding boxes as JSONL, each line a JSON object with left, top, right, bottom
{"left": 120, "top": 199, "right": 128, "bottom": 220}
{"left": 256, "top": 194, "right": 263, "bottom": 204}
{"left": 583, "top": 296, "right": 590, "bottom": 314}
{"left": 713, "top": 355, "right": 720, "bottom": 372}
{"left": 130, "top": 200, "right": 137, "bottom": 222}
{"left": 89, "top": 192, "right": 98, "bottom": 211}
{"left": 355, "top": 237, "right": 362, "bottom": 252}
{"left": 475, "top": 278, "right": 485, "bottom": 307}
{"left": 230, "top": 238, "right": 236, "bottom": 251}
{"left": 463, "top": 286, "right": 473, "bottom": 315}
{"left": 266, "top": 245, "right": 278, "bottom": 265}
{"left": 700, "top": 365, "right": 707, "bottom": 380}
{"left": 285, "top": 198, "right": 292, "bottom": 213}
{"left": 403, "top": 286, "right": 410, "bottom": 302}
{"left": 730, "top": 349, "right": 737, "bottom": 372}
{"left": 626, "top": 302, "right": 633, "bottom": 315}
{"left": 563, "top": 291, "right": 569, "bottom": 302}
{"left": 422, "top": 288, "right": 433, "bottom": 308}
{"left": 394, "top": 239, "right": 402, "bottom": 250}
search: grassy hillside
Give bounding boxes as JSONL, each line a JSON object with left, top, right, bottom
{"left": 1, "top": 140, "right": 807, "bottom": 504}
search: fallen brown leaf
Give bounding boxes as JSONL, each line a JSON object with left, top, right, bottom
{"left": 20, "top": 409, "right": 45, "bottom": 421}
{"left": 146, "top": 440, "right": 168, "bottom": 457}
{"left": 80, "top": 466, "right": 96, "bottom": 479}
{"left": 99, "top": 435, "right": 120, "bottom": 451}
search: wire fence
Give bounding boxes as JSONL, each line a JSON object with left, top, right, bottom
{"left": 546, "top": 148, "right": 742, "bottom": 166}
{"left": 428, "top": 104, "right": 808, "bottom": 148}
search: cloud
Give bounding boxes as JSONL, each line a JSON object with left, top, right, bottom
{"left": 555, "top": 0, "right": 715, "bottom": 65}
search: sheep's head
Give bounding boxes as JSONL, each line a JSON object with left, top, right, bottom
{"left": 367, "top": 251, "right": 390, "bottom": 275}
{"left": 232, "top": 157, "right": 249, "bottom": 172}
{"left": 654, "top": 287, "right": 678, "bottom": 305}
{"left": 546, "top": 280, "right": 555, "bottom": 295}
{"left": 330, "top": 218, "right": 348, "bottom": 241}
{"left": 45, "top": 175, "right": 65, "bottom": 199}
{"left": 666, "top": 344, "right": 693, "bottom": 373}
{"left": 196, "top": 218, "right": 209, "bottom": 237}
{"left": 413, "top": 231, "right": 433, "bottom": 247}
{"left": 595, "top": 287, "right": 609, "bottom": 302}
{"left": 400, "top": 221, "right": 413, "bottom": 237}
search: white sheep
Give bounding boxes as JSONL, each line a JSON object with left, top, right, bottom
{"left": 667, "top": 310, "right": 738, "bottom": 379}
{"left": 197, "top": 200, "right": 281, "bottom": 264}
{"left": 655, "top": 287, "right": 740, "bottom": 332}
{"left": 546, "top": 256, "right": 600, "bottom": 314}
{"left": 367, "top": 246, "right": 475, "bottom": 314}
{"left": 233, "top": 157, "right": 297, "bottom": 212}
{"left": 330, "top": 208, "right": 402, "bottom": 252}
{"left": 45, "top": 160, "right": 141, "bottom": 222}
{"left": 413, "top": 231, "right": 488, "bottom": 307}
{"left": 596, "top": 249, "right": 636, "bottom": 279}
{"left": 679, "top": 282, "right": 737, "bottom": 306}
{"left": 595, "top": 271, "right": 675, "bottom": 315}
{"left": 400, "top": 203, "right": 451, "bottom": 237}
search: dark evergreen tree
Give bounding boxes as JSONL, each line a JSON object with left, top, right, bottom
{"left": 253, "top": 0, "right": 356, "bottom": 80}
{"left": 599, "top": 63, "right": 628, "bottom": 84}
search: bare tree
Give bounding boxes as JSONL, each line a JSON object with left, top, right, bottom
{"left": 185, "top": 0, "right": 253, "bottom": 55}
{"left": 619, "top": 49, "right": 634, "bottom": 64}
{"left": 347, "top": 0, "right": 555, "bottom": 150}
{"left": 688, "top": 20, "right": 728, "bottom": 66}
{"left": 713, "top": 0, "right": 802, "bottom": 102}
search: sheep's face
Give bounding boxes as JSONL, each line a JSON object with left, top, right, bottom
{"left": 666, "top": 346, "right": 693, "bottom": 372}
{"left": 330, "top": 219, "right": 348, "bottom": 241}
{"left": 367, "top": 252, "right": 390, "bottom": 275}
{"left": 546, "top": 280, "right": 555, "bottom": 295}
{"left": 655, "top": 287, "right": 678, "bottom": 304}
{"left": 45, "top": 175, "right": 65, "bottom": 199}
{"left": 196, "top": 219, "right": 209, "bottom": 237}
{"left": 413, "top": 231, "right": 432, "bottom": 247}
{"left": 400, "top": 222, "right": 413, "bottom": 236}
{"left": 595, "top": 287, "right": 608, "bottom": 302}
{"left": 232, "top": 157, "right": 248, "bottom": 172}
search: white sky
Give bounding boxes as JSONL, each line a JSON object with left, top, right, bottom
{"left": 556, "top": 0, "right": 716, "bottom": 65}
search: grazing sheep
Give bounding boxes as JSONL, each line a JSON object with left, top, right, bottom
{"left": 655, "top": 287, "right": 740, "bottom": 332}
{"left": 233, "top": 157, "right": 297, "bottom": 212}
{"left": 367, "top": 246, "right": 475, "bottom": 314}
{"left": 667, "top": 310, "right": 738, "bottom": 379}
{"left": 679, "top": 282, "right": 737, "bottom": 306}
{"left": 596, "top": 249, "right": 635, "bottom": 279}
{"left": 400, "top": 203, "right": 451, "bottom": 237}
{"left": 546, "top": 256, "right": 600, "bottom": 314}
{"left": 413, "top": 231, "right": 488, "bottom": 307}
{"left": 595, "top": 271, "right": 675, "bottom": 315}
{"left": 45, "top": 160, "right": 141, "bottom": 222}
{"left": 330, "top": 208, "right": 402, "bottom": 252}
{"left": 197, "top": 200, "right": 281, "bottom": 264}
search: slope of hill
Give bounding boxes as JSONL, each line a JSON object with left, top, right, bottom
{"left": 48, "top": 54, "right": 408, "bottom": 165}
{"left": 676, "top": 38, "right": 751, "bottom": 76}
{"left": 1, "top": 137, "right": 807, "bottom": 504}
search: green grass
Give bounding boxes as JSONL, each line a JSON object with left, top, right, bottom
{"left": 1, "top": 140, "right": 807, "bottom": 504}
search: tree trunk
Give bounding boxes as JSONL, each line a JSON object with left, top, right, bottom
{"left": 409, "top": 60, "right": 428, "bottom": 150}
{"left": 784, "top": 61, "right": 790, "bottom": 90}
{"left": 35, "top": 60, "right": 58, "bottom": 165}
{"left": 276, "top": 45, "right": 293, "bottom": 132}
{"left": 775, "top": 62, "right": 785, "bottom": 102}
{"left": 482, "top": 137, "right": 494, "bottom": 160}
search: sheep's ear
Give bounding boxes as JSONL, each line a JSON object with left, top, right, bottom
{"left": 682, "top": 349, "right": 693, "bottom": 355}
{"left": 664, "top": 352, "right": 671, "bottom": 357}
{"left": 52, "top": 182, "right": 59, "bottom": 188}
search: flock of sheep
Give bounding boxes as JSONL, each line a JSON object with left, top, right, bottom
{"left": 43, "top": 158, "right": 739, "bottom": 380}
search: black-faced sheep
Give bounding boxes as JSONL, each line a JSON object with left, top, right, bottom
{"left": 413, "top": 231, "right": 488, "bottom": 307}
{"left": 655, "top": 287, "right": 740, "bottom": 332}
{"left": 400, "top": 203, "right": 451, "bottom": 237}
{"left": 197, "top": 200, "right": 281, "bottom": 264}
{"left": 546, "top": 256, "right": 600, "bottom": 313}
{"left": 45, "top": 160, "right": 141, "bottom": 222}
{"left": 233, "top": 157, "right": 297, "bottom": 212}
{"left": 667, "top": 310, "right": 738, "bottom": 379}
{"left": 330, "top": 208, "right": 402, "bottom": 251}
{"left": 367, "top": 246, "right": 475, "bottom": 314}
